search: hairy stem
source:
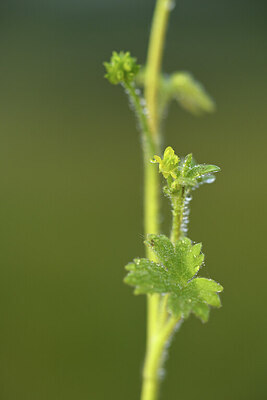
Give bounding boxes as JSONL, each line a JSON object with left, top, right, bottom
{"left": 170, "top": 187, "right": 186, "bottom": 242}
{"left": 123, "top": 82, "right": 156, "bottom": 155}
{"left": 141, "top": 317, "right": 180, "bottom": 400}
{"left": 123, "top": 79, "right": 161, "bottom": 344}
{"left": 144, "top": 157, "right": 161, "bottom": 343}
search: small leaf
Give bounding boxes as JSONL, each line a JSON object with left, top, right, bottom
{"left": 153, "top": 148, "right": 220, "bottom": 191}
{"left": 170, "top": 72, "right": 215, "bottom": 115}
{"left": 187, "top": 164, "right": 220, "bottom": 179}
{"left": 134, "top": 69, "right": 215, "bottom": 117}
{"left": 181, "top": 153, "right": 193, "bottom": 176}
{"left": 152, "top": 146, "right": 179, "bottom": 179}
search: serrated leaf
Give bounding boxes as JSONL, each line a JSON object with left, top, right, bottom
{"left": 168, "top": 278, "right": 223, "bottom": 322}
{"left": 124, "top": 258, "right": 170, "bottom": 294}
{"left": 125, "top": 234, "right": 223, "bottom": 322}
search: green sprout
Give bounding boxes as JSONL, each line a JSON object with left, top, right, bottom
{"left": 103, "top": 1, "right": 223, "bottom": 400}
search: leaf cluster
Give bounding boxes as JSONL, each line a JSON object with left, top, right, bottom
{"left": 153, "top": 147, "right": 220, "bottom": 194}
{"left": 125, "top": 234, "right": 223, "bottom": 322}
{"left": 103, "top": 51, "right": 223, "bottom": 324}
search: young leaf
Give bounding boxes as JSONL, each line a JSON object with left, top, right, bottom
{"left": 170, "top": 72, "right": 215, "bottom": 115}
{"left": 134, "top": 69, "right": 215, "bottom": 117}
{"left": 125, "top": 234, "right": 223, "bottom": 322}
{"left": 153, "top": 147, "right": 220, "bottom": 192}
{"left": 152, "top": 146, "right": 179, "bottom": 179}
{"left": 187, "top": 164, "right": 221, "bottom": 179}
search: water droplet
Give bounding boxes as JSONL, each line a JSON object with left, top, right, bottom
{"left": 140, "top": 98, "right": 147, "bottom": 107}
{"left": 204, "top": 175, "right": 216, "bottom": 184}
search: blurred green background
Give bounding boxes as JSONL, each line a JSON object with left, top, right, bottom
{"left": 0, "top": 0, "right": 266, "bottom": 399}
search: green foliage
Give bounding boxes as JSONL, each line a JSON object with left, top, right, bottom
{"left": 104, "top": 2, "right": 222, "bottom": 397}
{"left": 104, "top": 51, "right": 140, "bottom": 85}
{"left": 153, "top": 146, "right": 220, "bottom": 193}
{"left": 125, "top": 234, "right": 223, "bottom": 322}
{"left": 152, "top": 146, "right": 179, "bottom": 179}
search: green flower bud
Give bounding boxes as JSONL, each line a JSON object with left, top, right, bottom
{"left": 104, "top": 51, "right": 140, "bottom": 85}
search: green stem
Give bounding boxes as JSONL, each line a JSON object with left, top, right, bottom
{"left": 170, "top": 187, "right": 186, "bottom": 242}
{"left": 158, "top": 294, "right": 169, "bottom": 329}
{"left": 145, "top": 0, "right": 171, "bottom": 140}
{"left": 141, "top": 316, "right": 180, "bottom": 400}
{"left": 123, "top": 81, "right": 161, "bottom": 346}
{"left": 144, "top": 157, "right": 161, "bottom": 343}
{"left": 162, "top": 188, "right": 186, "bottom": 320}
{"left": 123, "top": 82, "right": 156, "bottom": 155}
{"left": 141, "top": 1, "right": 172, "bottom": 399}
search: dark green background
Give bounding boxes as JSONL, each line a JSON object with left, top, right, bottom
{"left": 0, "top": 1, "right": 266, "bottom": 399}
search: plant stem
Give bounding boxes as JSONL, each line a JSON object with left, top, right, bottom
{"left": 145, "top": 0, "right": 171, "bottom": 139}
{"left": 144, "top": 157, "right": 161, "bottom": 343}
{"left": 141, "top": 317, "right": 180, "bottom": 400}
{"left": 170, "top": 187, "right": 185, "bottom": 242}
{"left": 141, "top": 1, "right": 172, "bottom": 399}
{"left": 123, "top": 82, "right": 156, "bottom": 155}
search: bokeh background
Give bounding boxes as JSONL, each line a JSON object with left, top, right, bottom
{"left": 0, "top": 0, "right": 266, "bottom": 399}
